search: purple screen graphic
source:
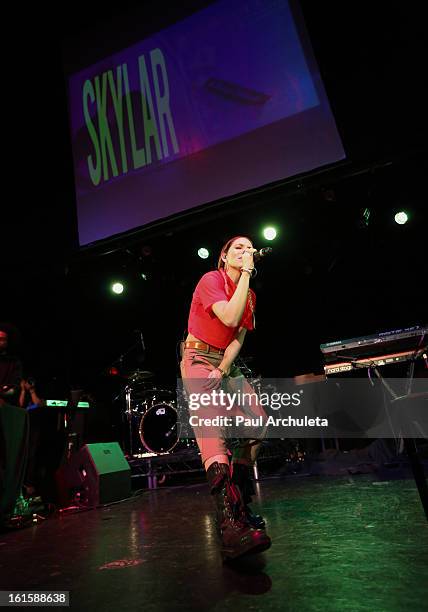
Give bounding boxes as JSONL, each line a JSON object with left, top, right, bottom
{"left": 68, "top": 0, "right": 345, "bottom": 246}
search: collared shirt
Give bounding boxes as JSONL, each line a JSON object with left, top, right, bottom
{"left": 188, "top": 270, "right": 256, "bottom": 349}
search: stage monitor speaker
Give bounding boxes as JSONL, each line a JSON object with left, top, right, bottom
{"left": 56, "top": 442, "right": 131, "bottom": 508}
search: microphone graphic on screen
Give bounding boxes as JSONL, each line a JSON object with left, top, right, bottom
{"left": 253, "top": 247, "right": 273, "bottom": 261}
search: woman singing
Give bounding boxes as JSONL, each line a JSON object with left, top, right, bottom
{"left": 180, "top": 236, "right": 271, "bottom": 560}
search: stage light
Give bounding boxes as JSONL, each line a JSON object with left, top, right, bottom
{"left": 111, "top": 282, "right": 124, "bottom": 294}
{"left": 198, "top": 248, "right": 210, "bottom": 259}
{"left": 263, "top": 226, "right": 277, "bottom": 241}
{"left": 394, "top": 211, "right": 408, "bottom": 225}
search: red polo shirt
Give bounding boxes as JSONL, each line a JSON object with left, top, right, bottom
{"left": 188, "top": 270, "right": 256, "bottom": 349}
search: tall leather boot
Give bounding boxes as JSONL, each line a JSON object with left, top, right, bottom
{"left": 206, "top": 462, "right": 271, "bottom": 560}
{"left": 232, "top": 463, "right": 266, "bottom": 529}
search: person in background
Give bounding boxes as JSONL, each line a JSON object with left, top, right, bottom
{"left": 19, "top": 378, "right": 44, "bottom": 410}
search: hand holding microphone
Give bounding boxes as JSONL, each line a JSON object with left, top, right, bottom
{"left": 241, "top": 247, "right": 272, "bottom": 274}
{"left": 242, "top": 247, "right": 257, "bottom": 271}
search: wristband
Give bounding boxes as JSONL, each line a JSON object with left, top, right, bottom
{"left": 241, "top": 267, "right": 254, "bottom": 276}
{"left": 216, "top": 367, "right": 227, "bottom": 377}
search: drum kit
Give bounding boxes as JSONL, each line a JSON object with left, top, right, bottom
{"left": 107, "top": 330, "right": 190, "bottom": 458}
{"left": 114, "top": 338, "right": 260, "bottom": 458}
{"left": 122, "top": 369, "right": 187, "bottom": 457}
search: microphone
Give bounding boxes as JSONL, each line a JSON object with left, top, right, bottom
{"left": 253, "top": 247, "right": 272, "bottom": 261}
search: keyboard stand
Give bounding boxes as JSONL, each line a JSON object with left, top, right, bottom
{"left": 373, "top": 365, "right": 428, "bottom": 521}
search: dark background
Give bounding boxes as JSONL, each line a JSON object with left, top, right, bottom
{"left": 2, "top": 1, "right": 427, "bottom": 439}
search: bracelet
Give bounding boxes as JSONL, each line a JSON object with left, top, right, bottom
{"left": 216, "top": 367, "right": 227, "bottom": 377}
{"left": 241, "top": 267, "right": 254, "bottom": 276}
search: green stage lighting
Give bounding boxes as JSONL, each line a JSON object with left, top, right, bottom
{"left": 394, "top": 211, "right": 408, "bottom": 225}
{"left": 198, "top": 248, "right": 210, "bottom": 259}
{"left": 263, "top": 226, "right": 277, "bottom": 241}
{"left": 111, "top": 282, "right": 125, "bottom": 294}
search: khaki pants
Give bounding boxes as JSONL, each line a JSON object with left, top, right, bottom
{"left": 180, "top": 347, "right": 267, "bottom": 465}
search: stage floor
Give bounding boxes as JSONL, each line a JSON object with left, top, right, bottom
{"left": 1, "top": 474, "right": 427, "bottom": 611}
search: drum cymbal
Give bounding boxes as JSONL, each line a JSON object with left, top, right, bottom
{"left": 239, "top": 355, "right": 255, "bottom": 364}
{"left": 127, "top": 369, "right": 154, "bottom": 381}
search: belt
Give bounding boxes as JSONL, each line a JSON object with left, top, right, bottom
{"left": 183, "top": 341, "right": 225, "bottom": 355}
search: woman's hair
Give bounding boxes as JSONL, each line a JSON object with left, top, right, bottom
{"left": 217, "top": 235, "right": 253, "bottom": 270}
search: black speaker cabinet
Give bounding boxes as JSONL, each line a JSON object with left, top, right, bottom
{"left": 56, "top": 442, "right": 131, "bottom": 507}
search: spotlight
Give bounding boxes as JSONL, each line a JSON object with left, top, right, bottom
{"left": 111, "top": 282, "right": 124, "bottom": 294}
{"left": 263, "top": 226, "right": 277, "bottom": 241}
{"left": 198, "top": 248, "right": 210, "bottom": 259}
{"left": 394, "top": 211, "right": 408, "bottom": 225}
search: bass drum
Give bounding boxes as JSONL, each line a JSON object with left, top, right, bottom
{"left": 138, "top": 389, "right": 179, "bottom": 454}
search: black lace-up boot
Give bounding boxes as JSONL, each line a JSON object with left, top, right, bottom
{"left": 206, "top": 462, "right": 271, "bottom": 560}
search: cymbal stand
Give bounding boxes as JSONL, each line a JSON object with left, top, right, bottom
{"left": 124, "top": 384, "right": 133, "bottom": 457}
